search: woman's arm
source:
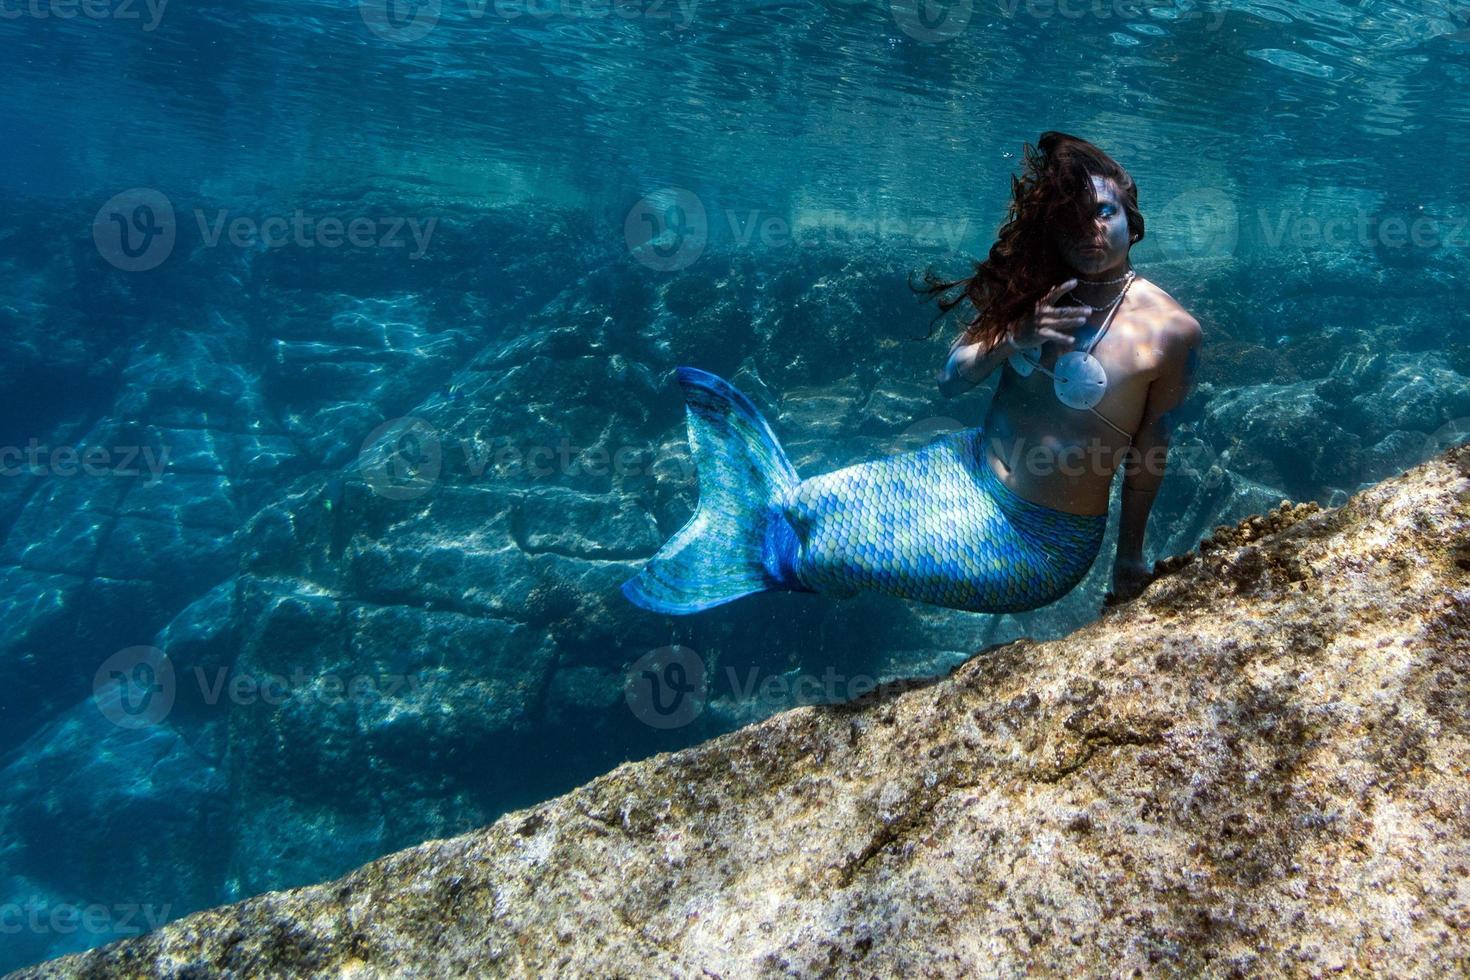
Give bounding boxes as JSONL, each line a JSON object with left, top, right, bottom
{"left": 936, "top": 331, "right": 1019, "bottom": 399}
{"left": 937, "top": 280, "right": 1094, "bottom": 399}
{"left": 1113, "top": 315, "right": 1202, "bottom": 566}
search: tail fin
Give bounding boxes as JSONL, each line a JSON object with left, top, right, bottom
{"left": 621, "top": 366, "right": 810, "bottom": 614}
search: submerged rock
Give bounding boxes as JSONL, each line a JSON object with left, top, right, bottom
{"left": 17, "top": 442, "right": 1470, "bottom": 978}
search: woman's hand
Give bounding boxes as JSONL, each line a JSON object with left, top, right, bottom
{"left": 936, "top": 335, "right": 987, "bottom": 396}
{"left": 1103, "top": 556, "right": 1155, "bottom": 607}
{"left": 1009, "top": 278, "right": 1094, "bottom": 350}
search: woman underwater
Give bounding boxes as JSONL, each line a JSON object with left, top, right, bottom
{"left": 621, "top": 131, "right": 1202, "bottom": 616}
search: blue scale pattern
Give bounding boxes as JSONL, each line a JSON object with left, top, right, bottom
{"left": 621, "top": 367, "right": 1107, "bottom": 615}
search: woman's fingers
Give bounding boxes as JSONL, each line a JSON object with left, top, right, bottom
{"left": 1039, "top": 313, "right": 1088, "bottom": 330}
{"left": 1041, "top": 278, "right": 1078, "bottom": 307}
{"left": 1023, "top": 281, "right": 1092, "bottom": 340}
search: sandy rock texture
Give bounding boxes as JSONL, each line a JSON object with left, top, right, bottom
{"left": 17, "top": 443, "right": 1470, "bottom": 979}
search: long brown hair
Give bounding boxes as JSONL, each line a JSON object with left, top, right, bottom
{"left": 909, "top": 131, "right": 1145, "bottom": 351}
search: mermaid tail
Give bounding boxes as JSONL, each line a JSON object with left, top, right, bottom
{"left": 621, "top": 367, "right": 1107, "bottom": 615}
{"left": 785, "top": 425, "right": 1107, "bottom": 612}
{"left": 620, "top": 367, "right": 814, "bottom": 614}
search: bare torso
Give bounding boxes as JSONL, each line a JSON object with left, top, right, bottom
{"left": 981, "top": 276, "right": 1190, "bottom": 516}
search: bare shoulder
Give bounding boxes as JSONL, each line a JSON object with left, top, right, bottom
{"left": 1132, "top": 276, "right": 1202, "bottom": 351}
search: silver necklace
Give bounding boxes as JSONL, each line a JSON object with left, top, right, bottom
{"left": 1066, "top": 271, "right": 1133, "bottom": 312}
{"left": 1076, "top": 271, "right": 1131, "bottom": 285}
{"left": 1068, "top": 285, "right": 1128, "bottom": 313}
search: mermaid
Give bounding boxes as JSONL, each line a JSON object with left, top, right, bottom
{"left": 622, "top": 132, "right": 1202, "bottom": 615}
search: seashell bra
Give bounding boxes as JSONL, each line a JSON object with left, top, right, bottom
{"left": 1006, "top": 273, "right": 1135, "bottom": 438}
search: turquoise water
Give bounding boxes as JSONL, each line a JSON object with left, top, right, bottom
{"left": 9, "top": 1, "right": 1470, "bottom": 225}
{"left": 3, "top": 0, "right": 1470, "bottom": 969}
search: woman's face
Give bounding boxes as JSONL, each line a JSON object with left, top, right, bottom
{"left": 1060, "top": 175, "right": 1132, "bottom": 274}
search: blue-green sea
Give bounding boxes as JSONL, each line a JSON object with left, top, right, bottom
{"left": 2, "top": 0, "right": 1469, "bottom": 969}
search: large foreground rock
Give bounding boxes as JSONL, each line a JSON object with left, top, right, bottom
{"left": 18, "top": 444, "right": 1470, "bottom": 978}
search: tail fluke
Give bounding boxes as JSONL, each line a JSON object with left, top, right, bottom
{"left": 621, "top": 366, "right": 812, "bottom": 614}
